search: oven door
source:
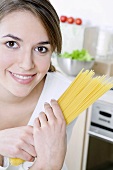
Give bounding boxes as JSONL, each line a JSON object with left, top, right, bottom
{"left": 86, "top": 100, "right": 113, "bottom": 170}
{"left": 88, "top": 100, "right": 113, "bottom": 143}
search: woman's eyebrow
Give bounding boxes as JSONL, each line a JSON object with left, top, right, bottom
{"left": 2, "top": 34, "right": 50, "bottom": 45}
{"left": 38, "top": 41, "right": 50, "bottom": 45}
{"left": 2, "top": 34, "right": 23, "bottom": 41}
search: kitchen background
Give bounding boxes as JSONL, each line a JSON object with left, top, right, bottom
{"left": 50, "top": 0, "right": 113, "bottom": 76}
{"left": 50, "top": 1, "right": 113, "bottom": 170}
{"left": 50, "top": 0, "right": 113, "bottom": 27}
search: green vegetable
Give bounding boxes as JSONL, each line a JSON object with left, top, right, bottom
{"left": 59, "top": 49, "right": 94, "bottom": 61}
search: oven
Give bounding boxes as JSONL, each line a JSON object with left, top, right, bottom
{"left": 85, "top": 89, "right": 113, "bottom": 170}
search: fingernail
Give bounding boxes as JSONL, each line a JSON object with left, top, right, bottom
{"left": 51, "top": 99, "right": 56, "bottom": 102}
{"left": 30, "top": 157, "right": 35, "bottom": 162}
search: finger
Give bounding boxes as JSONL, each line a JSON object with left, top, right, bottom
{"left": 14, "top": 149, "right": 34, "bottom": 162}
{"left": 25, "top": 135, "right": 34, "bottom": 146}
{"left": 21, "top": 143, "right": 36, "bottom": 158}
{"left": 50, "top": 99, "right": 64, "bottom": 120}
{"left": 38, "top": 112, "right": 48, "bottom": 127}
{"left": 44, "top": 102, "right": 56, "bottom": 121}
{"left": 24, "top": 125, "right": 33, "bottom": 135}
{"left": 34, "top": 118, "right": 41, "bottom": 128}
{"left": 20, "top": 126, "right": 34, "bottom": 146}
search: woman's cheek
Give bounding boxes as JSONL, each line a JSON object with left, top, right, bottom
{"left": 0, "top": 54, "right": 13, "bottom": 68}
{"left": 36, "top": 57, "right": 51, "bottom": 72}
{"left": 0, "top": 48, "right": 17, "bottom": 65}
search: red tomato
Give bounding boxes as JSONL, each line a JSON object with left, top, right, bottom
{"left": 75, "top": 18, "right": 82, "bottom": 25}
{"left": 67, "top": 17, "right": 75, "bottom": 24}
{"left": 60, "top": 16, "right": 67, "bottom": 23}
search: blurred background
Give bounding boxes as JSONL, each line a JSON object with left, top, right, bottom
{"left": 50, "top": 0, "right": 113, "bottom": 27}
{"left": 50, "top": 0, "right": 113, "bottom": 76}
{"left": 50, "top": 1, "right": 113, "bottom": 170}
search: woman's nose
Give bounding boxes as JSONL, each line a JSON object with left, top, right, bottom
{"left": 18, "top": 50, "right": 35, "bottom": 70}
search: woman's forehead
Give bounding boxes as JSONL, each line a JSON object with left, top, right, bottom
{"left": 0, "top": 10, "right": 50, "bottom": 44}
{"left": 0, "top": 11, "right": 48, "bottom": 35}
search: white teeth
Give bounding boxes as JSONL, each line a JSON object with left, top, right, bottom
{"left": 12, "top": 73, "right": 32, "bottom": 80}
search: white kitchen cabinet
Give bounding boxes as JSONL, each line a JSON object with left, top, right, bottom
{"left": 81, "top": 106, "right": 92, "bottom": 170}
{"left": 65, "top": 110, "right": 87, "bottom": 170}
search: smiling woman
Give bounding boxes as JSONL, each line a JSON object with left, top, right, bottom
{"left": 0, "top": 1, "right": 76, "bottom": 170}
{"left": 0, "top": 10, "right": 53, "bottom": 97}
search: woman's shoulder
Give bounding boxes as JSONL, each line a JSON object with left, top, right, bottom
{"left": 47, "top": 71, "right": 71, "bottom": 86}
{"left": 41, "top": 71, "right": 72, "bottom": 101}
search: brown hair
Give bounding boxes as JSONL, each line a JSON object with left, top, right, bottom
{"left": 0, "top": 0, "right": 62, "bottom": 72}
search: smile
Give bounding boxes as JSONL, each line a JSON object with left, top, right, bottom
{"left": 12, "top": 73, "right": 32, "bottom": 80}
{"left": 9, "top": 71, "right": 37, "bottom": 84}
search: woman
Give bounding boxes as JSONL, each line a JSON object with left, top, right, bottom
{"left": 0, "top": 0, "right": 75, "bottom": 169}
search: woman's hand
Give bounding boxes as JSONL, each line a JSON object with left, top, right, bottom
{"left": 0, "top": 126, "right": 36, "bottom": 162}
{"left": 32, "top": 99, "right": 67, "bottom": 170}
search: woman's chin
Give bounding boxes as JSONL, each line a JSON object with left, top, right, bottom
{"left": 10, "top": 88, "right": 33, "bottom": 98}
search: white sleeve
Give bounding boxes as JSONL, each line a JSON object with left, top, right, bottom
{"left": 61, "top": 162, "right": 68, "bottom": 170}
{"left": 0, "top": 157, "right": 9, "bottom": 170}
{"left": 20, "top": 161, "right": 34, "bottom": 170}
{"left": 0, "top": 167, "right": 9, "bottom": 170}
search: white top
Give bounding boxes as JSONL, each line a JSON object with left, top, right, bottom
{"left": 0, "top": 72, "right": 76, "bottom": 170}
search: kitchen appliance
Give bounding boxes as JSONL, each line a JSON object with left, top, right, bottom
{"left": 83, "top": 26, "right": 113, "bottom": 61}
{"left": 85, "top": 89, "right": 113, "bottom": 170}
{"left": 89, "top": 100, "right": 113, "bottom": 142}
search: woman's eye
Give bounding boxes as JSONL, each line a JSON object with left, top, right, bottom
{"left": 35, "top": 46, "right": 48, "bottom": 53}
{"left": 5, "top": 41, "right": 19, "bottom": 49}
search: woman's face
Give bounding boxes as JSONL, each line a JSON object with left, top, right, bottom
{"left": 0, "top": 11, "right": 52, "bottom": 97}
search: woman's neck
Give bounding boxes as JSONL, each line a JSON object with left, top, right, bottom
{"left": 0, "top": 77, "right": 46, "bottom": 129}
{"left": 0, "top": 76, "right": 45, "bottom": 105}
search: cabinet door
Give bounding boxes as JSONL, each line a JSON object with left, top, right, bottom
{"left": 65, "top": 110, "right": 87, "bottom": 170}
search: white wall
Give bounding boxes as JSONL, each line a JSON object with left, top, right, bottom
{"left": 50, "top": 0, "right": 113, "bottom": 27}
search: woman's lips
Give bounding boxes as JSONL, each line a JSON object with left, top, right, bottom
{"left": 9, "top": 71, "right": 37, "bottom": 84}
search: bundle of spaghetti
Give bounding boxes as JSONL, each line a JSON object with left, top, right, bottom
{"left": 58, "top": 69, "right": 95, "bottom": 108}
{"left": 58, "top": 69, "right": 113, "bottom": 125}
{"left": 10, "top": 69, "right": 113, "bottom": 166}
{"left": 9, "top": 158, "right": 25, "bottom": 166}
